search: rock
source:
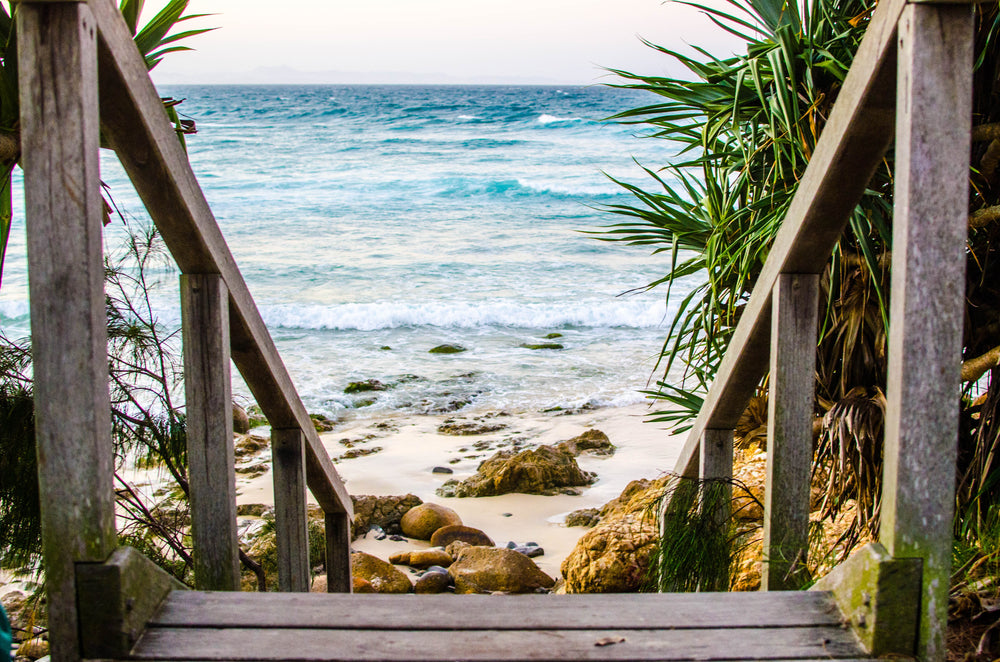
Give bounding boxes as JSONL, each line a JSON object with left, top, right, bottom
{"left": 445, "top": 540, "right": 472, "bottom": 560}
{"left": 436, "top": 479, "right": 460, "bottom": 498}
{"left": 437, "top": 419, "right": 507, "bottom": 436}
{"left": 432, "top": 466, "right": 454, "bottom": 474}
{"left": 353, "top": 576, "right": 377, "bottom": 593}
{"left": 519, "top": 342, "right": 564, "bottom": 350}
{"left": 17, "top": 637, "right": 49, "bottom": 660}
{"left": 351, "top": 494, "right": 423, "bottom": 540}
{"left": 233, "top": 403, "right": 251, "bottom": 434}
{"left": 557, "top": 429, "right": 615, "bottom": 457}
{"left": 351, "top": 552, "right": 412, "bottom": 593}
{"left": 447, "top": 445, "right": 596, "bottom": 497}
{"left": 310, "top": 413, "right": 336, "bottom": 432}
{"left": 560, "top": 479, "right": 666, "bottom": 593}
{"left": 400, "top": 503, "right": 463, "bottom": 540}
{"left": 389, "top": 551, "right": 411, "bottom": 565}
{"left": 449, "top": 546, "right": 555, "bottom": 594}
{"left": 415, "top": 570, "right": 452, "bottom": 594}
{"left": 344, "top": 379, "right": 388, "bottom": 394}
{"left": 407, "top": 548, "right": 454, "bottom": 569}
{"left": 430, "top": 524, "right": 494, "bottom": 548}
{"left": 544, "top": 332, "right": 563, "bottom": 339}
{"left": 234, "top": 434, "right": 269, "bottom": 461}
{"left": 506, "top": 541, "right": 544, "bottom": 558}
{"left": 565, "top": 508, "right": 600, "bottom": 527}
{"left": 236, "top": 503, "right": 272, "bottom": 517}
{"left": 429, "top": 344, "right": 466, "bottom": 354}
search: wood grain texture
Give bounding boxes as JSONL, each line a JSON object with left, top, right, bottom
{"left": 149, "top": 591, "right": 845, "bottom": 629}
{"left": 699, "top": 429, "right": 734, "bottom": 531}
{"left": 324, "top": 512, "right": 353, "bottom": 593}
{"left": 881, "top": 5, "right": 974, "bottom": 662}
{"left": 17, "top": 5, "right": 115, "bottom": 661}
{"left": 669, "top": 0, "right": 904, "bottom": 481}
{"left": 762, "top": 274, "right": 819, "bottom": 591}
{"left": 130, "top": 625, "right": 865, "bottom": 661}
{"left": 272, "top": 428, "right": 311, "bottom": 592}
{"left": 181, "top": 274, "right": 240, "bottom": 590}
{"left": 87, "top": 0, "right": 351, "bottom": 518}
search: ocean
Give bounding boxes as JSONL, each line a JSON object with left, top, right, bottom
{"left": 0, "top": 85, "right": 696, "bottom": 420}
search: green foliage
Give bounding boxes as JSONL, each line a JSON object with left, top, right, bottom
{"left": 0, "top": 0, "right": 213, "bottom": 290}
{"left": 652, "top": 477, "right": 736, "bottom": 592}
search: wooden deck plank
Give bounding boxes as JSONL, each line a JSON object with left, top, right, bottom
{"left": 149, "top": 591, "right": 844, "bottom": 629}
{"left": 131, "top": 626, "right": 865, "bottom": 661}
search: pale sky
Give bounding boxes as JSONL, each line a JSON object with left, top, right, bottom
{"left": 150, "top": 0, "right": 743, "bottom": 85}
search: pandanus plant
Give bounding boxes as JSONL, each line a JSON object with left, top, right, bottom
{"left": 0, "top": 0, "right": 213, "bottom": 289}
{"left": 603, "top": 0, "right": 1000, "bottom": 566}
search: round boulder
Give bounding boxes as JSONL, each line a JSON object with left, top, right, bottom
{"left": 448, "top": 546, "right": 555, "bottom": 594}
{"left": 400, "top": 503, "right": 463, "bottom": 540}
{"left": 415, "top": 570, "right": 452, "bottom": 594}
{"left": 233, "top": 403, "right": 251, "bottom": 434}
{"left": 351, "top": 551, "right": 412, "bottom": 593}
{"left": 430, "top": 524, "right": 494, "bottom": 548}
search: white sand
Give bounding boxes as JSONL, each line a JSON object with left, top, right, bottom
{"left": 237, "top": 404, "right": 684, "bottom": 579}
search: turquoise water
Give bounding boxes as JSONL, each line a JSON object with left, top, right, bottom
{"left": 0, "top": 85, "right": 695, "bottom": 418}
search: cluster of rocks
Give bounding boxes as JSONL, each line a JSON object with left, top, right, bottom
{"left": 2, "top": 590, "right": 49, "bottom": 661}
{"left": 437, "top": 430, "right": 614, "bottom": 498}
{"left": 341, "top": 502, "right": 555, "bottom": 595}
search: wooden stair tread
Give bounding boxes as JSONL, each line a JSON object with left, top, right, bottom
{"left": 128, "top": 590, "right": 873, "bottom": 661}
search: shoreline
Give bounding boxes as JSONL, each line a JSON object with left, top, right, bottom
{"left": 237, "top": 402, "right": 683, "bottom": 580}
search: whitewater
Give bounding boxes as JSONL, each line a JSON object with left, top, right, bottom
{"left": 0, "top": 85, "right": 698, "bottom": 419}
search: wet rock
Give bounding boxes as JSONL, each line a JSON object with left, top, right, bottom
{"left": 235, "top": 462, "right": 268, "bottom": 478}
{"left": 446, "top": 445, "right": 596, "bottom": 497}
{"left": 430, "top": 524, "right": 494, "bottom": 548}
{"left": 437, "top": 419, "right": 507, "bottom": 436}
{"left": 560, "top": 479, "right": 666, "bottom": 593}
{"left": 506, "top": 541, "right": 544, "bottom": 558}
{"left": 519, "top": 342, "right": 564, "bottom": 350}
{"left": 335, "top": 446, "right": 383, "bottom": 461}
{"left": 350, "top": 494, "right": 423, "bottom": 540}
{"left": 432, "top": 466, "right": 454, "bottom": 474}
{"left": 344, "top": 379, "right": 388, "bottom": 394}
{"left": 449, "top": 546, "right": 555, "bottom": 594}
{"left": 429, "top": 344, "right": 466, "bottom": 354}
{"left": 415, "top": 569, "right": 452, "bottom": 594}
{"left": 233, "top": 403, "right": 251, "bottom": 434}
{"left": 400, "top": 503, "right": 463, "bottom": 540}
{"left": 351, "top": 551, "right": 413, "bottom": 593}
{"left": 544, "top": 332, "right": 563, "bottom": 339}
{"left": 565, "top": 508, "right": 600, "bottom": 527}
{"left": 557, "top": 429, "right": 615, "bottom": 457}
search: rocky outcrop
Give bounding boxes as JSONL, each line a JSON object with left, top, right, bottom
{"left": 351, "top": 494, "right": 423, "bottom": 539}
{"left": 429, "top": 525, "right": 494, "bottom": 548}
{"left": 557, "top": 429, "right": 615, "bottom": 457}
{"left": 448, "top": 546, "right": 555, "bottom": 594}
{"left": 565, "top": 508, "right": 600, "bottom": 527}
{"left": 444, "top": 445, "right": 595, "bottom": 497}
{"left": 560, "top": 478, "right": 666, "bottom": 593}
{"left": 351, "top": 551, "right": 413, "bottom": 593}
{"left": 399, "top": 503, "right": 463, "bottom": 540}
{"left": 344, "top": 379, "right": 388, "bottom": 394}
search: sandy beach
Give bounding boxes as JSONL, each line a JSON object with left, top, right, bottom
{"left": 236, "top": 403, "right": 684, "bottom": 579}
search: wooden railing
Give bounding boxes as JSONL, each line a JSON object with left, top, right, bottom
{"left": 16, "top": 1, "right": 354, "bottom": 659}
{"left": 664, "top": 0, "right": 976, "bottom": 660}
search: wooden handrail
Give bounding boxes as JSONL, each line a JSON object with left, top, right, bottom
{"left": 87, "top": 0, "right": 352, "bottom": 519}
{"left": 670, "top": 0, "right": 904, "bottom": 480}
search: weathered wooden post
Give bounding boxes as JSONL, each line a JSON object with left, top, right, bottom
{"left": 699, "top": 429, "right": 734, "bottom": 528}
{"left": 762, "top": 273, "right": 819, "bottom": 590}
{"left": 882, "top": 4, "right": 973, "bottom": 661}
{"left": 181, "top": 273, "right": 240, "bottom": 590}
{"left": 18, "top": 2, "right": 116, "bottom": 659}
{"left": 325, "top": 512, "right": 353, "bottom": 592}
{"left": 272, "top": 427, "right": 311, "bottom": 591}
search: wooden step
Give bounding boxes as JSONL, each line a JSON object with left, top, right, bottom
{"left": 128, "top": 590, "right": 872, "bottom": 661}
